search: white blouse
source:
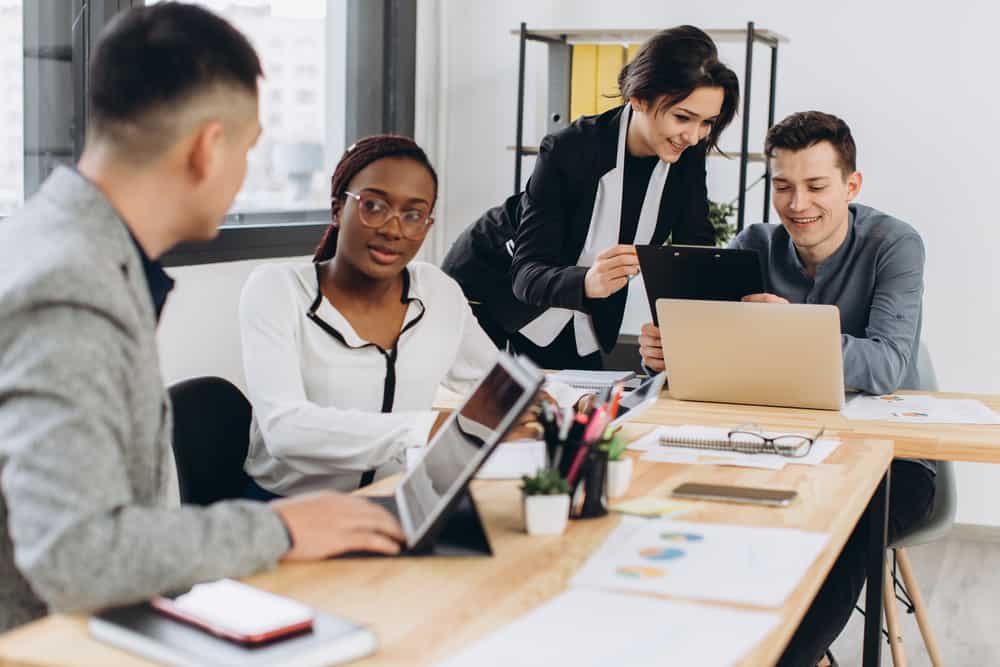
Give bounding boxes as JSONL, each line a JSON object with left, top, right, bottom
{"left": 239, "top": 261, "right": 581, "bottom": 496}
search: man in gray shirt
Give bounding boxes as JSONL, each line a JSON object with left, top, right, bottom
{"left": 639, "top": 111, "right": 935, "bottom": 666}
{"left": 0, "top": 4, "right": 403, "bottom": 634}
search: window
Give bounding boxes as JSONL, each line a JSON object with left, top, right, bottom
{"left": 0, "top": 0, "right": 22, "bottom": 217}
{"left": 295, "top": 89, "right": 317, "bottom": 105}
{"left": 8, "top": 0, "right": 415, "bottom": 265}
{"left": 149, "top": 0, "right": 340, "bottom": 222}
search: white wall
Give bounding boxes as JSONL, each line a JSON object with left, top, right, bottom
{"left": 157, "top": 257, "right": 309, "bottom": 393}
{"left": 430, "top": 0, "right": 1000, "bottom": 524}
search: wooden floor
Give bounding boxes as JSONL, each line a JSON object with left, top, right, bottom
{"left": 830, "top": 527, "right": 1000, "bottom": 666}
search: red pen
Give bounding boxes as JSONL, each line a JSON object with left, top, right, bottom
{"left": 608, "top": 382, "right": 624, "bottom": 420}
{"left": 564, "top": 442, "right": 590, "bottom": 486}
{"left": 582, "top": 405, "right": 608, "bottom": 445}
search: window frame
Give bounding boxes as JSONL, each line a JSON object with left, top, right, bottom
{"left": 13, "top": 0, "right": 417, "bottom": 266}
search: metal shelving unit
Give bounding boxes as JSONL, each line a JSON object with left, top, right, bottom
{"left": 511, "top": 22, "right": 788, "bottom": 231}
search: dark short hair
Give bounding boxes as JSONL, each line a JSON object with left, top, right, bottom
{"left": 617, "top": 25, "right": 740, "bottom": 153}
{"left": 87, "top": 2, "right": 261, "bottom": 152}
{"left": 765, "top": 111, "right": 857, "bottom": 178}
{"left": 313, "top": 135, "right": 439, "bottom": 262}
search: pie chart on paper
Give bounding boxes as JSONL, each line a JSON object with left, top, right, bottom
{"left": 639, "top": 547, "right": 685, "bottom": 561}
{"left": 615, "top": 565, "right": 666, "bottom": 579}
{"left": 659, "top": 532, "right": 704, "bottom": 543}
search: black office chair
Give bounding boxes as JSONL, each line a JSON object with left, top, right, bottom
{"left": 168, "top": 376, "right": 253, "bottom": 506}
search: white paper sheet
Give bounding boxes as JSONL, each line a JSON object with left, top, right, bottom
{"left": 842, "top": 393, "right": 1000, "bottom": 424}
{"left": 548, "top": 369, "right": 635, "bottom": 389}
{"left": 570, "top": 518, "right": 829, "bottom": 608}
{"left": 629, "top": 425, "right": 840, "bottom": 470}
{"left": 406, "top": 440, "right": 547, "bottom": 480}
{"left": 434, "top": 589, "right": 779, "bottom": 667}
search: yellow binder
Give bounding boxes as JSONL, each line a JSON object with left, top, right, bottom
{"left": 570, "top": 44, "right": 598, "bottom": 120}
{"left": 595, "top": 44, "right": 625, "bottom": 113}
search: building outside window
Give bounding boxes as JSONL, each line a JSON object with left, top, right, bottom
{"left": 0, "top": 0, "right": 22, "bottom": 217}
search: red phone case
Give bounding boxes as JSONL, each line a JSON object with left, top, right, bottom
{"left": 150, "top": 596, "right": 314, "bottom": 644}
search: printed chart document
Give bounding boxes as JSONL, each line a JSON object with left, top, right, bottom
{"left": 570, "top": 518, "right": 828, "bottom": 608}
{"left": 842, "top": 394, "right": 1000, "bottom": 424}
{"left": 628, "top": 426, "right": 841, "bottom": 471}
{"left": 434, "top": 589, "right": 779, "bottom": 667}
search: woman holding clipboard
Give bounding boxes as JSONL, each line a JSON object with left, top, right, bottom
{"left": 443, "top": 26, "right": 739, "bottom": 369}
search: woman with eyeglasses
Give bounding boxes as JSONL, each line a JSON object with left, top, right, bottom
{"left": 443, "top": 26, "right": 739, "bottom": 369}
{"left": 238, "top": 136, "right": 583, "bottom": 499}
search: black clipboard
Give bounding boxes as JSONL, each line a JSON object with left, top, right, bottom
{"left": 636, "top": 244, "right": 765, "bottom": 325}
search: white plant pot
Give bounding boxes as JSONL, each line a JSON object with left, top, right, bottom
{"left": 523, "top": 494, "right": 570, "bottom": 535}
{"left": 605, "top": 457, "right": 634, "bottom": 498}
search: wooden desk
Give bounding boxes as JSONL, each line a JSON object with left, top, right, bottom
{"left": 636, "top": 391, "right": 1000, "bottom": 463}
{"left": 0, "top": 436, "right": 891, "bottom": 667}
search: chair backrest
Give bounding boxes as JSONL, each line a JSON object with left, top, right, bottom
{"left": 893, "top": 342, "right": 957, "bottom": 548}
{"left": 168, "top": 376, "right": 252, "bottom": 506}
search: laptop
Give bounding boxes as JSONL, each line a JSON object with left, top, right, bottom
{"left": 360, "top": 352, "right": 544, "bottom": 556}
{"left": 636, "top": 245, "right": 765, "bottom": 326}
{"left": 656, "top": 298, "right": 845, "bottom": 410}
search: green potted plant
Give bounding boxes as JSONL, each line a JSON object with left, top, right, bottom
{"left": 600, "top": 434, "right": 633, "bottom": 498}
{"left": 520, "top": 468, "right": 570, "bottom": 535}
{"left": 707, "top": 199, "right": 737, "bottom": 247}
{"left": 661, "top": 198, "right": 737, "bottom": 248}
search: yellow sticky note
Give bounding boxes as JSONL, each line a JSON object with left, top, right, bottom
{"left": 610, "top": 496, "right": 697, "bottom": 517}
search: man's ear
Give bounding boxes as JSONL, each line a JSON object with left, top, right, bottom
{"left": 187, "top": 120, "right": 225, "bottom": 184}
{"left": 845, "top": 170, "right": 863, "bottom": 202}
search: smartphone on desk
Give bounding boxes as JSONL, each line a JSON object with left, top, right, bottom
{"left": 671, "top": 482, "right": 797, "bottom": 507}
{"left": 151, "top": 579, "right": 315, "bottom": 644}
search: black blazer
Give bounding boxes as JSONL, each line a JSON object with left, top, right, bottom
{"left": 443, "top": 105, "right": 714, "bottom": 352}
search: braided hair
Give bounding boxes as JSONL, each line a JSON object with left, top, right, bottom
{"left": 313, "top": 135, "right": 439, "bottom": 262}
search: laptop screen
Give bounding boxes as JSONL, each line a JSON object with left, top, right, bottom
{"left": 395, "top": 356, "right": 538, "bottom": 547}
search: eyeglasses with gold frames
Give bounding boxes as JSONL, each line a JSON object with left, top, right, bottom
{"left": 342, "top": 190, "right": 433, "bottom": 240}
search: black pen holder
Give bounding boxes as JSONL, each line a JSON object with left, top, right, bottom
{"left": 574, "top": 448, "right": 608, "bottom": 520}
{"left": 556, "top": 441, "right": 579, "bottom": 480}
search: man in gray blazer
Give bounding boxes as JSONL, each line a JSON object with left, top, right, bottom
{"left": 0, "top": 4, "right": 403, "bottom": 633}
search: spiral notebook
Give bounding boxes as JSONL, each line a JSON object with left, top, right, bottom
{"left": 629, "top": 425, "right": 840, "bottom": 470}
{"left": 657, "top": 425, "right": 798, "bottom": 454}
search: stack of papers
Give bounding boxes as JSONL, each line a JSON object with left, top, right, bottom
{"left": 570, "top": 518, "right": 829, "bottom": 608}
{"left": 628, "top": 425, "right": 841, "bottom": 470}
{"left": 842, "top": 394, "right": 1000, "bottom": 424}
{"left": 406, "top": 440, "right": 547, "bottom": 480}
{"left": 434, "top": 589, "right": 779, "bottom": 667}
{"left": 547, "top": 369, "right": 635, "bottom": 390}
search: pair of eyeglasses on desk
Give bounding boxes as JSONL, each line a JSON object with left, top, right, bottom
{"left": 725, "top": 424, "right": 826, "bottom": 458}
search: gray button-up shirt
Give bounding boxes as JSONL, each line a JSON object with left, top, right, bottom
{"left": 731, "top": 203, "right": 925, "bottom": 396}
{"left": 731, "top": 204, "right": 934, "bottom": 476}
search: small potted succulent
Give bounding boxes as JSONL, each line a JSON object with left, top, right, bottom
{"left": 520, "top": 468, "right": 571, "bottom": 535}
{"left": 601, "top": 434, "right": 633, "bottom": 498}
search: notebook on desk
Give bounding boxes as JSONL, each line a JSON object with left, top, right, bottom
{"left": 90, "top": 603, "right": 375, "bottom": 667}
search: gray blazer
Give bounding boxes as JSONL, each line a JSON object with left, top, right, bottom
{"left": 0, "top": 168, "right": 289, "bottom": 633}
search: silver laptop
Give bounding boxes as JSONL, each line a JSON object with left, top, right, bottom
{"left": 656, "top": 298, "right": 845, "bottom": 410}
